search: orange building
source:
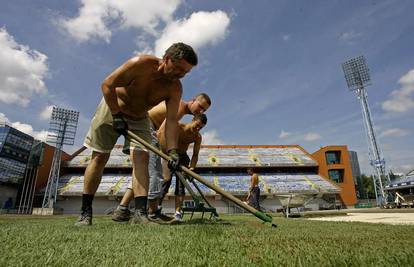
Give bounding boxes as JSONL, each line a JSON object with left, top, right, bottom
{"left": 311, "top": 146, "right": 357, "bottom": 207}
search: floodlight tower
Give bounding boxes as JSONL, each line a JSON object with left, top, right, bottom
{"left": 341, "top": 56, "right": 390, "bottom": 205}
{"left": 42, "top": 107, "right": 79, "bottom": 210}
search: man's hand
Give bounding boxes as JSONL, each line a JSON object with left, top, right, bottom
{"left": 112, "top": 113, "right": 128, "bottom": 135}
{"left": 167, "top": 149, "right": 180, "bottom": 172}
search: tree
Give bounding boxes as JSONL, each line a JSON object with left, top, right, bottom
{"left": 360, "top": 174, "right": 376, "bottom": 199}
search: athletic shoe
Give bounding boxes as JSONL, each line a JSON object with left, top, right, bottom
{"left": 147, "top": 210, "right": 175, "bottom": 224}
{"left": 74, "top": 209, "right": 92, "bottom": 226}
{"left": 172, "top": 211, "right": 183, "bottom": 223}
{"left": 130, "top": 210, "right": 156, "bottom": 225}
{"left": 154, "top": 208, "right": 174, "bottom": 222}
{"left": 112, "top": 207, "right": 131, "bottom": 222}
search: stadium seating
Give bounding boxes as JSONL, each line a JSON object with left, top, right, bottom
{"left": 59, "top": 145, "right": 339, "bottom": 201}
{"left": 57, "top": 172, "right": 340, "bottom": 197}
{"left": 386, "top": 174, "right": 414, "bottom": 190}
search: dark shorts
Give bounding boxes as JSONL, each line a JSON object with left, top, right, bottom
{"left": 249, "top": 186, "right": 260, "bottom": 210}
{"left": 161, "top": 153, "right": 190, "bottom": 198}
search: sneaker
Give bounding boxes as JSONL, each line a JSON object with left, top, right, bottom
{"left": 171, "top": 211, "right": 183, "bottom": 223}
{"left": 74, "top": 209, "right": 92, "bottom": 226}
{"left": 148, "top": 210, "right": 175, "bottom": 224}
{"left": 112, "top": 207, "right": 131, "bottom": 222}
{"left": 130, "top": 210, "right": 156, "bottom": 225}
{"left": 154, "top": 208, "right": 174, "bottom": 222}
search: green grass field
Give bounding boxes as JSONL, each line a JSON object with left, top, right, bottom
{"left": 1, "top": 214, "right": 414, "bottom": 266}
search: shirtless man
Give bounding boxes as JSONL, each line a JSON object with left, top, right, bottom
{"left": 246, "top": 168, "right": 260, "bottom": 210}
{"left": 75, "top": 43, "right": 198, "bottom": 226}
{"left": 111, "top": 93, "right": 211, "bottom": 222}
{"left": 157, "top": 113, "right": 207, "bottom": 222}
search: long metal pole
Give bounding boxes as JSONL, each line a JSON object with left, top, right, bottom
{"left": 18, "top": 166, "right": 30, "bottom": 214}
{"left": 29, "top": 168, "right": 39, "bottom": 214}
{"left": 127, "top": 130, "right": 276, "bottom": 227}
{"left": 24, "top": 167, "right": 35, "bottom": 214}
{"left": 357, "top": 88, "right": 388, "bottom": 205}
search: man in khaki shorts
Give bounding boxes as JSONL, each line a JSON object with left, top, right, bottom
{"left": 111, "top": 93, "right": 211, "bottom": 222}
{"left": 75, "top": 43, "right": 198, "bottom": 226}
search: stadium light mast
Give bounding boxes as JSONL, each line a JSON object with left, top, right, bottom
{"left": 41, "top": 107, "right": 79, "bottom": 211}
{"left": 341, "top": 55, "right": 390, "bottom": 206}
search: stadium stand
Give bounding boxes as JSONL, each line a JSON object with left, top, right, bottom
{"left": 385, "top": 169, "right": 414, "bottom": 208}
{"left": 51, "top": 145, "right": 342, "bottom": 214}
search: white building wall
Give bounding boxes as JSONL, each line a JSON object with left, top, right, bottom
{"left": 56, "top": 195, "right": 322, "bottom": 215}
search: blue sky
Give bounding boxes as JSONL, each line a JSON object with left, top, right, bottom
{"left": 0, "top": 0, "right": 413, "bottom": 174}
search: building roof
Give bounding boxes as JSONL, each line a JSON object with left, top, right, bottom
{"left": 385, "top": 174, "right": 414, "bottom": 190}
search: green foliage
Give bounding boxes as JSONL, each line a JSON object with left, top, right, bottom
{"left": 1, "top": 215, "right": 413, "bottom": 266}
{"left": 360, "top": 174, "right": 376, "bottom": 199}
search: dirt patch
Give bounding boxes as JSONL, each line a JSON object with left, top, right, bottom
{"left": 308, "top": 213, "right": 414, "bottom": 225}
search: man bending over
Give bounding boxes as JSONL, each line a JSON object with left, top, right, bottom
{"left": 112, "top": 94, "right": 211, "bottom": 222}
{"left": 75, "top": 43, "right": 198, "bottom": 226}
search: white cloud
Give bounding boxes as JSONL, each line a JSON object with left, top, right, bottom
{"left": 400, "top": 164, "right": 414, "bottom": 174}
{"left": 338, "top": 30, "right": 362, "bottom": 43}
{"left": 0, "top": 28, "right": 48, "bottom": 106}
{"left": 134, "top": 35, "right": 154, "bottom": 55}
{"left": 202, "top": 129, "right": 224, "bottom": 145}
{"left": 59, "top": 0, "right": 181, "bottom": 43}
{"left": 382, "top": 68, "right": 414, "bottom": 113}
{"left": 0, "top": 113, "right": 10, "bottom": 125}
{"left": 282, "top": 34, "right": 290, "bottom": 41}
{"left": 11, "top": 122, "right": 49, "bottom": 142}
{"left": 0, "top": 113, "right": 48, "bottom": 142}
{"left": 380, "top": 128, "right": 409, "bottom": 138}
{"left": 303, "top": 132, "right": 322, "bottom": 141}
{"left": 279, "top": 130, "right": 291, "bottom": 139}
{"left": 154, "top": 10, "right": 231, "bottom": 56}
{"left": 40, "top": 105, "right": 54, "bottom": 120}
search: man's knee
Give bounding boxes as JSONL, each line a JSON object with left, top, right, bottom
{"left": 90, "top": 152, "right": 110, "bottom": 168}
{"left": 131, "top": 149, "right": 149, "bottom": 165}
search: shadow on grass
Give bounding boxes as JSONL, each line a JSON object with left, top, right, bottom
{"left": 184, "top": 218, "right": 233, "bottom": 226}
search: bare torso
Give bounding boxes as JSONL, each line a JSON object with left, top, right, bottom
{"left": 158, "top": 123, "right": 201, "bottom": 153}
{"left": 251, "top": 173, "right": 259, "bottom": 188}
{"left": 112, "top": 56, "right": 181, "bottom": 119}
{"left": 148, "top": 100, "right": 188, "bottom": 129}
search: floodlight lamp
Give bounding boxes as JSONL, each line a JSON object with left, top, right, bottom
{"left": 342, "top": 55, "right": 371, "bottom": 91}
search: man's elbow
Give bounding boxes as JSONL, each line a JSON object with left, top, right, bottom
{"left": 101, "top": 81, "right": 111, "bottom": 93}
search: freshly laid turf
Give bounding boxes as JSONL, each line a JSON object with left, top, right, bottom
{"left": 1, "top": 214, "right": 413, "bottom": 266}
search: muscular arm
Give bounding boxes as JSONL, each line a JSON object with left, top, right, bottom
{"left": 101, "top": 56, "right": 145, "bottom": 113}
{"left": 164, "top": 84, "right": 182, "bottom": 151}
{"left": 189, "top": 134, "right": 202, "bottom": 169}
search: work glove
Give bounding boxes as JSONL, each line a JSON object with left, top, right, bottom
{"left": 167, "top": 149, "right": 180, "bottom": 172}
{"left": 112, "top": 113, "right": 128, "bottom": 135}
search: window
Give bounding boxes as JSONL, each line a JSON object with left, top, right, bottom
{"left": 183, "top": 200, "right": 195, "bottom": 208}
{"left": 325, "top": 151, "right": 341, "bottom": 164}
{"left": 328, "top": 169, "right": 344, "bottom": 183}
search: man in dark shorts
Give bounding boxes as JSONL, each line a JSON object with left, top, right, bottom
{"left": 246, "top": 168, "right": 260, "bottom": 210}
{"left": 157, "top": 114, "right": 207, "bottom": 222}
{"left": 75, "top": 43, "right": 198, "bottom": 226}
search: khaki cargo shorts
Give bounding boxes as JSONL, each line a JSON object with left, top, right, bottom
{"left": 84, "top": 98, "right": 151, "bottom": 153}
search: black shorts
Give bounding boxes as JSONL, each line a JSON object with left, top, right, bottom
{"left": 174, "top": 153, "right": 190, "bottom": 196}
{"left": 249, "top": 186, "right": 260, "bottom": 210}
{"left": 160, "top": 153, "right": 190, "bottom": 197}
